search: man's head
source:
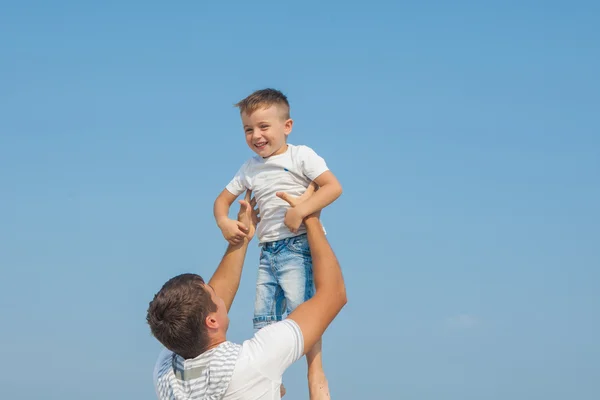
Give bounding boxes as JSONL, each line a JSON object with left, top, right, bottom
{"left": 234, "top": 88, "right": 293, "bottom": 158}
{"left": 147, "top": 273, "right": 229, "bottom": 359}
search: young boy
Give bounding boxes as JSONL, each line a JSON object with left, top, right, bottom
{"left": 213, "top": 88, "right": 342, "bottom": 399}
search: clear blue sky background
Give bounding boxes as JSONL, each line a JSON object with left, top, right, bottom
{"left": 1, "top": 1, "right": 598, "bottom": 399}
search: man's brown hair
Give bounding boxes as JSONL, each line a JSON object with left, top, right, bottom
{"left": 146, "top": 273, "right": 217, "bottom": 359}
{"left": 234, "top": 88, "right": 291, "bottom": 119}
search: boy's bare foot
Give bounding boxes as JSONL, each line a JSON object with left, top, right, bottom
{"left": 308, "top": 373, "right": 330, "bottom": 400}
{"left": 280, "top": 383, "right": 286, "bottom": 398}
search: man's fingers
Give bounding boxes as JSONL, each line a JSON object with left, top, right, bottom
{"left": 298, "top": 182, "right": 317, "bottom": 199}
{"left": 305, "top": 182, "right": 317, "bottom": 195}
{"left": 238, "top": 199, "right": 249, "bottom": 210}
{"left": 244, "top": 189, "right": 252, "bottom": 203}
{"left": 283, "top": 221, "right": 295, "bottom": 233}
{"left": 276, "top": 191, "right": 294, "bottom": 206}
{"left": 236, "top": 221, "right": 249, "bottom": 237}
{"left": 229, "top": 233, "right": 245, "bottom": 245}
{"left": 250, "top": 197, "right": 257, "bottom": 208}
{"left": 239, "top": 200, "right": 253, "bottom": 220}
{"left": 277, "top": 185, "right": 316, "bottom": 207}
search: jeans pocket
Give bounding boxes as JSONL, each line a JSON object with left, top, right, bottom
{"left": 285, "top": 235, "right": 311, "bottom": 256}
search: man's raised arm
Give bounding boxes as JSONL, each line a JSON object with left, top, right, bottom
{"left": 208, "top": 190, "right": 258, "bottom": 312}
{"left": 278, "top": 192, "right": 347, "bottom": 355}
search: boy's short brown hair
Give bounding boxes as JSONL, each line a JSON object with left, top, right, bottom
{"left": 234, "top": 88, "right": 290, "bottom": 119}
{"left": 146, "top": 273, "right": 217, "bottom": 359}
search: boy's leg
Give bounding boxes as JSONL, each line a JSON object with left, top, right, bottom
{"left": 276, "top": 234, "right": 330, "bottom": 400}
{"left": 253, "top": 248, "right": 286, "bottom": 332}
{"left": 306, "top": 339, "right": 328, "bottom": 400}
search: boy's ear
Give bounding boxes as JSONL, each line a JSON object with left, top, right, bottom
{"left": 284, "top": 118, "right": 293, "bottom": 136}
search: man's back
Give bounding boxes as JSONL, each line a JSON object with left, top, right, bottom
{"left": 154, "top": 320, "right": 304, "bottom": 400}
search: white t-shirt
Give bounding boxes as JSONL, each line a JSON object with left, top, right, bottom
{"left": 153, "top": 320, "right": 304, "bottom": 400}
{"left": 226, "top": 144, "right": 329, "bottom": 243}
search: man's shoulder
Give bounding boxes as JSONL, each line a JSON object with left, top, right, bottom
{"left": 240, "top": 319, "right": 304, "bottom": 357}
{"left": 154, "top": 348, "right": 173, "bottom": 371}
{"left": 252, "top": 319, "right": 302, "bottom": 338}
{"left": 152, "top": 348, "right": 174, "bottom": 390}
{"left": 226, "top": 323, "right": 302, "bottom": 399}
{"left": 227, "top": 320, "right": 304, "bottom": 388}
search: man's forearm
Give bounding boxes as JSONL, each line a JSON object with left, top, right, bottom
{"left": 208, "top": 238, "right": 250, "bottom": 311}
{"left": 304, "top": 216, "right": 346, "bottom": 304}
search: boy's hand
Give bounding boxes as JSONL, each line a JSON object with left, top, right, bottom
{"left": 218, "top": 217, "right": 250, "bottom": 246}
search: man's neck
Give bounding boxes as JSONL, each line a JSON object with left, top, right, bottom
{"left": 181, "top": 337, "right": 227, "bottom": 360}
{"left": 203, "top": 336, "right": 227, "bottom": 352}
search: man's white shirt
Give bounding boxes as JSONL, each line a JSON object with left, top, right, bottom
{"left": 153, "top": 320, "right": 304, "bottom": 400}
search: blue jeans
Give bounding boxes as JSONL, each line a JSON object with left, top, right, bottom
{"left": 253, "top": 233, "right": 315, "bottom": 331}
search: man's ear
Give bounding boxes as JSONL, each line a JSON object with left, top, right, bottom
{"left": 205, "top": 314, "right": 219, "bottom": 329}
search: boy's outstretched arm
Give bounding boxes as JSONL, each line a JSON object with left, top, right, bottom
{"left": 277, "top": 170, "right": 342, "bottom": 233}
{"left": 214, "top": 189, "right": 250, "bottom": 245}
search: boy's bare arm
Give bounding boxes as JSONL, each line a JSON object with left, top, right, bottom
{"left": 214, "top": 189, "right": 236, "bottom": 224}
{"left": 277, "top": 170, "right": 342, "bottom": 233}
{"left": 301, "top": 170, "right": 342, "bottom": 215}
{"left": 214, "top": 189, "right": 250, "bottom": 245}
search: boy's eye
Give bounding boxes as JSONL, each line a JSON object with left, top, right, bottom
{"left": 260, "top": 125, "right": 269, "bottom": 129}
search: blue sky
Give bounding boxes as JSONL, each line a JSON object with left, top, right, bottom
{"left": 1, "top": 1, "right": 599, "bottom": 399}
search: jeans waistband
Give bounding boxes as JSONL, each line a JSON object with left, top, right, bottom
{"left": 261, "top": 233, "right": 307, "bottom": 249}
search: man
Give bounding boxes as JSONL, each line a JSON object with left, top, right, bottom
{"left": 147, "top": 186, "right": 347, "bottom": 399}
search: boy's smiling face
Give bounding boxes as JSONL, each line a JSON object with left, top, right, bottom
{"left": 242, "top": 105, "right": 293, "bottom": 158}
